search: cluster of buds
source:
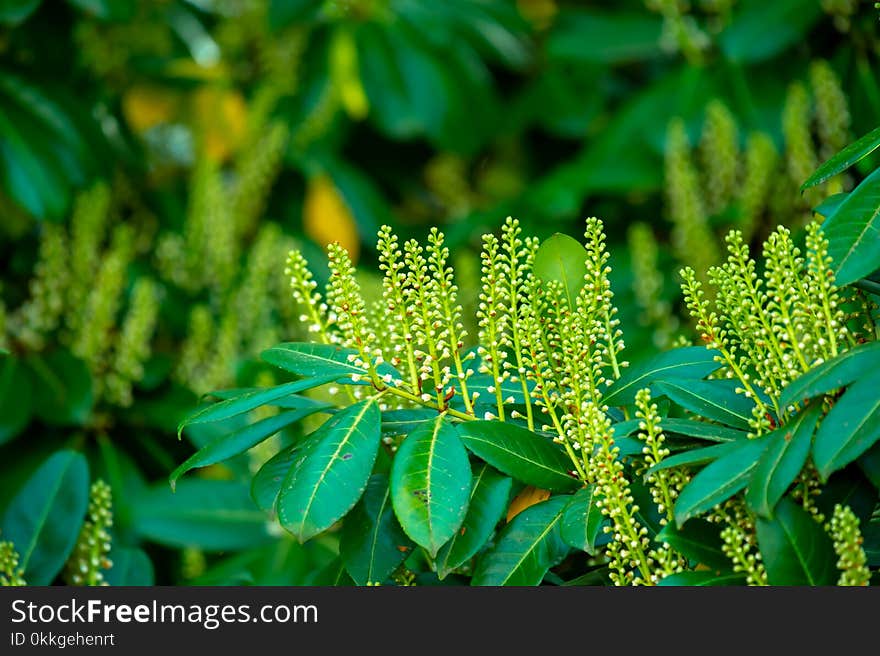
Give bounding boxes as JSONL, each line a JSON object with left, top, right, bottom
{"left": 681, "top": 221, "right": 852, "bottom": 432}
{"left": 0, "top": 541, "right": 25, "bottom": 586}
{"left": 720, "top": 522, "right": 767, "bottom": 585}
{"left": 828, "top": 504, "right": 870, "bottom": 586}
{"left": 665, "top": 118, "right": 719, "bottom": 286}
{"left": 64, "top": 480, "right": 113, "bottom": 586}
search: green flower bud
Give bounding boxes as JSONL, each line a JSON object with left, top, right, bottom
{"left": 105, "top": 278, "right": 160, "bottom": 407}
{"left": 0, "top": 541, "right": 25, "bottom": 586}
{"left": 829, "top": 503, "right": 870, "bottom": 586}
{"left": 64, "top": 480, "right": 113, "bottom": 586}
{"left": 699, "top": 100, "right": 739, "bottom": 215}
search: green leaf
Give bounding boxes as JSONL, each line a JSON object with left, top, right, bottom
{"left": 381, "top": 408, "right": 438, "bottom": 437}
{"left": 813, "top": 192, "right": 848, "bottom": 218}
{"left": 802, "top": 125, "right": 880, "bottom": 190}
{"left": 277, "top": 398, "right": 382, "bottom": 543}
{"left": 27, "top": 350, "right": 93, "bottom": 426}
{"left": 813, "top": 370, "right": 880, "bottom": 481}
{"left": 339, "top": 474, "right": 414, "bottom": 585}
{"left": 858, "top": 442, "right": 880, "bottom": 491}
{"left": 755, "top": 496, "right": 837, "bottom": 585}
{"left": 457, "top": 420, "right": 579, "bottom": 492}
{"left": 656, "top": 519, "right": 731, "bottom": 572}
{"left": 815, "top": 468, "right": 876, "bottom": 525}
{"left": 647, "top": 441, "right": 741, "bottom": 475}
{"left": 170, "top": 407, "right": 328, "bottom": 489}
{"left": 604, "top": 346, "right": 721, "bottom": 407}
{"left": 390, "top": 415, "right": 471, "bottom": 555}
{"left": 674, "top": 437, "right": 770, "bottom": 527}
{"left": 471, "top": 496, "right": 570, "bottom": 586}
{"left": 654, "top": 379, "right": 754, "bottom": 430}
{"left": 532, "top": 233, "right": 588, "bottom": 309}
{"left": 0, "top": 450, "right": 89, "bottom": 584}
{"left": 177, "top": 374, "right": 339, "bottom": 438}
{"left": 0, "top": 0, "right": 41, "bottom": 25}
{"left": 251, "top": 443, "right": 304, "bottom": 512}
{"left": 822, "top": 166, "right": 880, "bottom": 286}
{"left": 719, "top": 0, "right": 822, "bottom": 64}
{"left": 104, "top": 547, "right": 154, "bottom": 586}
{"left": 660, "top": 418, "right": 747, "bottom": 443}
{"left": 546, "top": 10, "right": 663, "bottom": 64}
{"left": 133, "top": 479, "right": 274, "bottom": 551}
{"left": 746, "top": 405, "right": 822, "bottom": 518}
{"left": 779, "top": 341, "right": 880, "bottom": 409}
{"left": 657, "top": 571, "right": 746, "bottom": 586}
{"left": 560, "top": 485, "right": 607, "bottom": 554}
{"left": 261, "top": 343, "right": 367, "bottom": 379}
{"left": 0, "top": 357, "right": 32, "bottom": 445}
{"left": 435, "top": 465, "right": 513, "bottom": 578}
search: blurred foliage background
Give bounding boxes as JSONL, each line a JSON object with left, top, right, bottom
{"left": 0, "top": 0, "right": 878, "bottom": 585}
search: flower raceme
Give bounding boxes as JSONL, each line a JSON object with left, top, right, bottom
{"left": 178, "top": 214, "right": 874, "bottom": 587}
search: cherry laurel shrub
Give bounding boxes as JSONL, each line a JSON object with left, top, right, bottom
{"left": 173, "top": 133, "right": 880, "bottom": 587}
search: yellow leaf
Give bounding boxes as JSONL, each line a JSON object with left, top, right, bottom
{"left": 329, "top": 29, "right": 369, "bottom": 120}
{"left": 303, "top": 174, "right": 361, "bottom": 262}
{"left": 191, "top": 86, "right": 249, "bottom": 162}
{"left": 506, "top": 485, "right": 551, "bottom": 522}
{"left": 122, "top": 85, "right": 180, "bottom": 133}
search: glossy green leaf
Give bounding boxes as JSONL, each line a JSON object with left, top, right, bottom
{"left": 104, "top": 547, "right": 155, "bottom": 586}
{"left": 654, "top": 379, "right": 754, "bottom": 430}
{"left": 746, "top": 405, "right": 822, "bottom": 518}
{"left": 813, "top": 192, "right": 848, "bottom": 218}
{"left": 660, "top": 418, "right": 747, "bottom": 443}
{"left": 339, "top": 474, "right": 413, "bottom": 585}
{"left": 813, "top": 370, "right": 880, "bottom": 481}
{"left": 0, "top": 450, "right": 89, "bottom": 584}
{"left": 657, "top": 571, "right": 745, "bottom": 586}
{"left": 170, "top": 407, "right": 327, "bottom": 489}
{"left": 656, "top": 519, "right": 730, "bottom": 572}
{"left": 674, "top": 436, "right": 770, "bottom": 527}
{"left": 822, "top": 166, "right": 880, "bottom": 286}
{"left": 471, "top": 496, "right": 570, "bottom": 586}
{"left": 261, "top": 343, "right": 368, "bottom": 379}
{"left": 0, "top": 357, "right": 32, "bottom": 445}
{"left": 133, "top": 479, "right": 274, "bottom": 551}
{"left": 755, "top": 496, "right": 837, "bottom": 585}
{"left": 251, "top": 443, "right": 304, "bottom": 512}
{"left": 457, "top": 420, "right": 579, "bottom": 492}
{"left": 815, "top": 468, "right": 877, "bottom": 525}
{"left": 177, "top": 373, "right": 338, "bottom": 438}
{"left": 779, "top": 341, "right": 880, "bottom": 409}
{"left": 604, "top": 346, "right": 721, "bottom": 407}
{"left": 390, "top": 415, "right": 471, "bottom": 555}
{"left": 27, "top": 350, "right": 93, "bottom": 426}
{"left": 647, "top": 441, "right": 742, "bottom": 476}
{"left": 277, "top": 398, "right": 382, "bottom": 542}
{"left": 381, "top": 408, "right": 440, "bottom": 437}
{"left": 436, "top": 465, "right": 513, "bottom": 578}
{"left": 719, "top": 0, "right": 822, "bottom": 64}
{"left": 209, "top": 389, "right": 330, "bottom": 411}
{"left": 533, "top": 233, "right": 587, "bottom": 308}
{"left": 802, "top": 125, "right": 880, "bottom": 190}
{"left": 560, "top": 485, "right": 606, "bottom": 554}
